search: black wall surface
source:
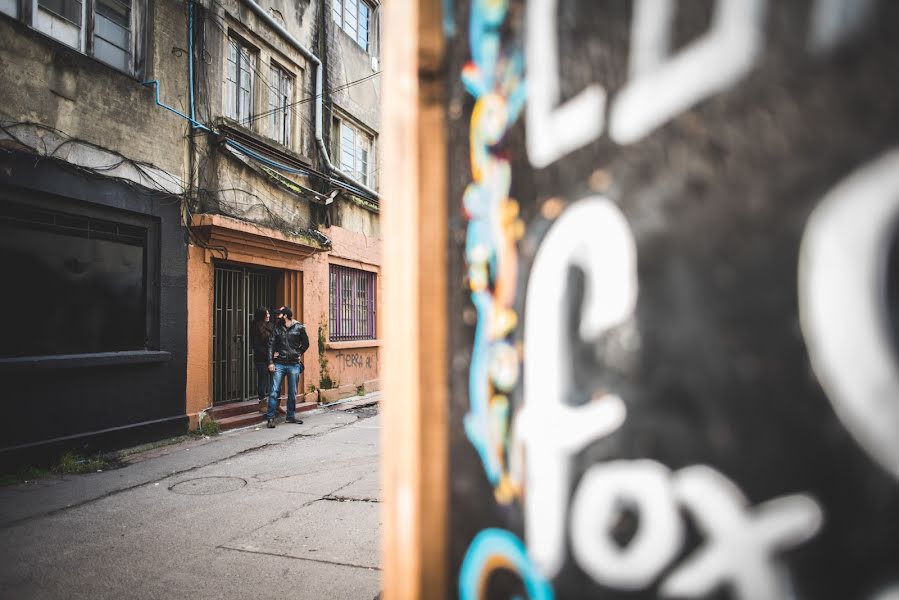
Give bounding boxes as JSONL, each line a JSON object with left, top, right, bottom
{"left": 446, "top": 1, "right": 899, "bottom": 599}
{"left": 0, "top": 153, "right": 188, "bottom": 465}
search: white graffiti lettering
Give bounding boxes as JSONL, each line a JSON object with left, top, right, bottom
{"left": 524, "top": 0, "right": 880, "bottom": 160}
{"left": 808, "top": 0, "right": 878, "bottom": 54}
{"left": 570, "top": 460, "right": 683, "bottom": 589}
{"left": 662, "top": 466, "right": 823, "bottom": 598}
{"left": 519, "top": 197, "right": 635, "bottom": 576}
{"left": 526, "top": 0, "right": 607, "bottom": 168}
{"left": 610, "top": 0, "right": 767, "bottom": 144}
{"left": 798, "top": 148, "right": 899, "bottom": 482}
{"left": 566, "top": 461, "right": 822, "bottom": 596}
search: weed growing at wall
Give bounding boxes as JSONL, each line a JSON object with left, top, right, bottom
{"left": 318, "top": 321, "right": 334, "bottom": 389}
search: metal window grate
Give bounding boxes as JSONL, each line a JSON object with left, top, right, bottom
{"left": 329, "top": 265, "right": 376, "bottom": 341}
{"left": 213, "top": 265, "right": 276, "bottom": 405}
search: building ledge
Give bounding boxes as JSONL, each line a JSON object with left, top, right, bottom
{"left": 0, "top": 350, "right": 171, "bottom": 370}
{"left": 190, "top": 213, "right": 329, "bottom": 265}
{"left": 325, "top": 340, "right": 382, "bottom": 350}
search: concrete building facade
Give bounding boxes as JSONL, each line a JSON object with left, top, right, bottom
{"left": 0, "top": 0, "right": 382, "bottom": 462}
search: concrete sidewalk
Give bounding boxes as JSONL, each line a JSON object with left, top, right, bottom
{"left": 0, "top": 405, "right": 382, "bottom": 599}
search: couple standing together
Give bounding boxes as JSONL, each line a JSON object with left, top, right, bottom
{"left": 250, "top": 306, "right": 309, "bottom": 429}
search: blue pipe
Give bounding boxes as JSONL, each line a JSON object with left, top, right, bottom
{"left": 188, "top": 0, "right": 196, "bottom": 123}
{"left": 141, "top": 0, "right": 205, "bottom": 131}
{"left": 141, "top": 80, "right": 211, "bottom": 131}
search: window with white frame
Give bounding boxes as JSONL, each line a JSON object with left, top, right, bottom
{"left": 2, "top": 0, "right": 142, "bottom": 74}
{"left": 337, "top": 119, "right": 373, "bottom": 187}
{"left": 226, "top": 37, "right": 255, "bottom": 125}
{"left": 329, "top": 265, "right": 376, "bottom": 342}
{"left": 331, "top": 0, "right": 372, "bottom": 53}
{"left": 268, "top": 62, "right": 294, "bottom": 147}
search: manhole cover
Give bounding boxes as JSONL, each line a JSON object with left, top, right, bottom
{"left": 169, "top": 476, "right": 247, "bottom": 496}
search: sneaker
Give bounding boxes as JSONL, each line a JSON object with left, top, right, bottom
{"left": 266, "top": 418, "right": 275, "bottom": 429}
{"left": 286, "top": 416, "right": 303, "bottom": 424}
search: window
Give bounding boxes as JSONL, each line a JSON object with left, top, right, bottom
{"left": 226, "top": 37, "right": 255, "bottom": 125}
{"left": 329, "top": 265, "right": 376, "bottom": 342}
{"left": 12, "top": 0, "right": 140, "bottom": 74}
{"left": 332, "top": 0, "right": 372, "bottom": 52}
{"left": 268, "top": 63, "right": 294, "bottom": 147}
{"left": 35, "top": 0, "right": 83, "bottom": 49}
{"left": 337, "top": 120, "right": 373, "bottom": 186}
{"left": 0, "top": 199, "right": 153, "bottom": 357}
{"left": 93, "top": 0, "right": 133, "bottom": 71}
{"left": 0, "top": 0, "right": 19, "bottom": 18}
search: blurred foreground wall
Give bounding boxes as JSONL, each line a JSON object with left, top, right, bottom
{"left": 441, "top": 1, "right": 899, "bottom": 598}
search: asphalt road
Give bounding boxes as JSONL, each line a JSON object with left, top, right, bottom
{"left": 0, "top": 403, "right": 382, "bottom": 600}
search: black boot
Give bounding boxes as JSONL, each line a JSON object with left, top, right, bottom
{"left": 267, "top": 418, "right": 275, "bottom": 428}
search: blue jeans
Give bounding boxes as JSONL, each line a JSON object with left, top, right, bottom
{"left": 254, "top": 361, "right": 271, "bottom": 401}
{"left": 268, "top": 362, "right": 303, "bottom": 420}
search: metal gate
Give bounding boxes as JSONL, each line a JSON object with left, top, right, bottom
{"left": 213, "top": 264, "right": 277, "bottom": 405}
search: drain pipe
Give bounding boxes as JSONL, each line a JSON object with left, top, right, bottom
{"left": 238, "top": 0, "right": 380, "bottom": 201}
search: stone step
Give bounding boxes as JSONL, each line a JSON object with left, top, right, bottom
{"left": 216, "top": 411, "right": 267, "bottom": 431}
{"left": 208, "top": 400, "right": 261, "bottom": 420}
{"left": 215, "top": 401, "right": 319, "bottom": 432}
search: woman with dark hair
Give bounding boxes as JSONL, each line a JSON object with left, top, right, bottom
{"left": 250, "top": 307, "right": 274, "bottom": 412}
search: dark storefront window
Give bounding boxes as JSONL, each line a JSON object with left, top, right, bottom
{"left": 0, "top": 199, "right": 154, "bottom": 357}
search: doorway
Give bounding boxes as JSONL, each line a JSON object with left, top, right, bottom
{"left": 213, "top": 263, "right": 278, "bottom": 405}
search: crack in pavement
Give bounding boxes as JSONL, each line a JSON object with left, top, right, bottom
{"left": 0, "top": 416, "right": 370, "bottom": 531}
{"left": 218, "top": 545, "right": 381, "bottom": 571}
{"left": 252, "top": 457, "right": 379, "bottom": 483}
{"left": 322, "top": 495, "right": 381, "bottom": 504}
{"left": 220, "top": 473, "right": 368, "bottom": 548}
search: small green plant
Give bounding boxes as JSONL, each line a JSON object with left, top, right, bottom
{"left": 318, "top": 321, "right": 333, "bottom": 389}
{"left": 193, "top": 413, "right": 220, "bottom": 437}
{"left": 54, "top": 451, "right": 108, "bottom": 475}
{"left": 0, "top": 465, "right": 50, "bottom": 486}
{"left": 356, "top": 385, "right": 365, "bottom": 396}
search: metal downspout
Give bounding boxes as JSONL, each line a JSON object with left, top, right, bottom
{"left": 237, "top": 0, "right": 381, "bottom": 201}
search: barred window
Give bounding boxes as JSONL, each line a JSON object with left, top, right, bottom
{"left": 329, "top": 265, "right": 376, "bottom": 341}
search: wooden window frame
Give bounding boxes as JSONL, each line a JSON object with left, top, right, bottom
{"left": 226, "top": 35, "right": 256, "bottom": 126}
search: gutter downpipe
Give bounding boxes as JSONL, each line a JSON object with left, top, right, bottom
{"left": 238, "top": 0, "right": 381, "bottom": 201}
{"left": 189, "top": 0, "right": 196, "bottom": 123}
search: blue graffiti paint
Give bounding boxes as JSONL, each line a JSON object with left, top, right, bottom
{"left": 460, "top": 529, "right": 555, "bottom": 600}
{"left": 461, "top": 0, "right": 527, "bottom": 502}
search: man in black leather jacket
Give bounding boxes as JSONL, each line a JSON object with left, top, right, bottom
{"left": 265, "top": 306, "right": 310, "bottom": 428}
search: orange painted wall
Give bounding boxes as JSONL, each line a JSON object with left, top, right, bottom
{"left": 184, "top": 222, "right": 382, "bottom": 424}
{"left": 302, "top": 224, "right": 382, "bottom": 393}
{"left": 186, "top": 244, "right": 214, "bottom": 427}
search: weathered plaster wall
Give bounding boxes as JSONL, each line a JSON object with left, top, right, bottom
{"left": 0, "top": 1, "right": 189, "bottom": 181}
{"left": 203, "top": 0, "right": 319, "bottom": 161}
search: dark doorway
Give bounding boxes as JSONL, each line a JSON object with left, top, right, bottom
{"left": 213, "top": 263, "right": 277, "bottom": 405}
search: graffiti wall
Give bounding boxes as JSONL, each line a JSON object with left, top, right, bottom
{"left": 445, "top": 1, "right": 899, "bottom": 599}
{"left": 325, "top": 347, "right": 380, "bottom": 389}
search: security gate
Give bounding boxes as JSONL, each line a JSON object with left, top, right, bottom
{"left": 213, "top": 264, "right": 277, "bottom": 405}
